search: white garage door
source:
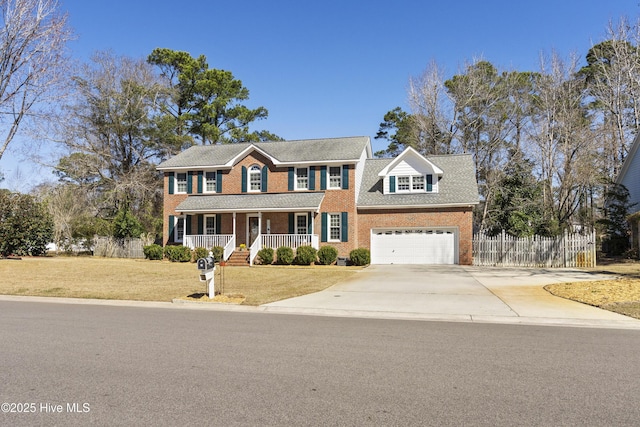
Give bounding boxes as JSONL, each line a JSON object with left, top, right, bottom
{"left": 371, "top": 228, "right": 456, "bottom": 264}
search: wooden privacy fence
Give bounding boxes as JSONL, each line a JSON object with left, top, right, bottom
{"left": 93, "top": 236, "right": 150, "bottom": 259}
{"left": 473, "top": 230, "right": 596, "bottom": 268}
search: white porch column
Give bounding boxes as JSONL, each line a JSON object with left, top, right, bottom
{"left": 258, "top": 212, "right": 262, "bottom": 236}
{"left": 232, "top": 212, "right": 236, "bottom": 236}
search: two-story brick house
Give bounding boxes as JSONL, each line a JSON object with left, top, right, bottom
{"left": 156, "top": 136, "right": 479, "bottom": 265}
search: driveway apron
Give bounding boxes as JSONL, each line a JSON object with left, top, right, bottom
{"left": 263, "top": 265, "right": 640, "bottom": 328}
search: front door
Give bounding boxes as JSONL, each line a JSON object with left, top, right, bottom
{"left": 248, "top": 216, "right": 259, "bottom": 246}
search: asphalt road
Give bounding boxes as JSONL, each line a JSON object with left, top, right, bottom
{"left": 2, "top": 301, "right": 640, "bottom": 426}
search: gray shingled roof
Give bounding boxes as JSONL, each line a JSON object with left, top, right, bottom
{"left": 357, "top": 154, "right": 479, "bottom": 208}
{"left": 176, "top": 192, "right": 326, "bottom": 213}
{"left": 157, "top": 136, "right": 370, "bottom": 169}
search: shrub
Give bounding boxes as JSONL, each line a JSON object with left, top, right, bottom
{"left": 317, "top": 245, "right": 338, "bottom": 265}
{"left": 294, "top": 245, "right": 317, "bottom": 265}
{"left": 257, "top": 247, "right": 274, "bottom": 265}
{"left": 211, "top": 246, "right": 224, "bottom": 262}
{"left": 349, "top": 248, "right": 370, "bottom": 266}
{"left": 0, "top": 190, "right": 53, "bottom": 257}
{"left": 164, "top": 245, "right": 192, "bottom": 262}
{"left": 143, "top": 244, "right": 163, "bottom": 260}
{"left": 276, "top": 246, "right": 294, "bottom": 265}
{"left": 193, "top": 247, "right": 209, "bottom": 261}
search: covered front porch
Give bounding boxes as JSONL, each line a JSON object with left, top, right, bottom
{"left": 176, "top": 192, "right": 324, "bottom": 265}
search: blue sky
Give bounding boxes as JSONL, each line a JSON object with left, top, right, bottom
{"left": 1, "top": 0, "right": 639, "bottom": 191}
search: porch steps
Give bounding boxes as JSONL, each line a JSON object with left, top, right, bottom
{"left": 225, "top": 249, "right": 251, "bottom": 267}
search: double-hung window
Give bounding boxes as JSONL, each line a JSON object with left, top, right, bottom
{"left": 397, "top": 176, "right": 410, "bottom": 191}
{"left": 329, "top": 213, "right": 341, "bottom": 241}
{"left": 328, "top": 166, "right": 342, "bottom": 189}
{"left": 205, "top": 172, "right": 216, "bottom": 193}
{"left": 395, "top": 175, "right": 429, "bottom": 193}
{"left": 296, "top": 167, "right": 308, "bottom": 190}
{"left": 249, "top": 165, "right": 261, "bottom": 192}
{"left": 176, "top": 173, "right": 187, "bottom": 193}
{"left": 412, "top": 175, "right": 425, "bottom": 191}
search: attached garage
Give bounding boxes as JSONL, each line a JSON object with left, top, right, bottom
{"left": 370, "top": 228, "right": 457, "bottom": 264}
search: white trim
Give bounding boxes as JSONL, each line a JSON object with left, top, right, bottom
{"left": 617, "top": 132, "right": 640, "bottom": 183}
{"left": 173, "top": 216, "right": 185, "bottom": 243}
{"left": 295, "top": 212, "right": 308, "bottom": 234}
{"left": 204, "top": 215, "right": 216, "bottom": 235}
{"left": 175, "top": 172, "right": 188, "bottom": 194}
{"left": 327, "top": 212, "right": 341, "bottom": 242}
{"left": 295, "top": 166, "right": 309, "bottom": 191}
{"left": 203, "top": 171, "right": 217, "bottom": 194}
{"left": 248, "top": 164, "right": 262, "bottom": 192}
{"left": 378, "top": 146, "right": 444, "bottom": 177}
{"left": 327, "top": 165, "right": 342, "bottom": 189}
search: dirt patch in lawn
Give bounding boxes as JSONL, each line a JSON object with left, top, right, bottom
{"left": 545, "top": 260, "right": 640, "bottom": 320}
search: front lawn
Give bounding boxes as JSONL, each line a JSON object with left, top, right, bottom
{"left": 545, "top": 260, "right": 640, "bottom": 320}
{"left": 0, "top": 256, "right": 360, "bottom": 305}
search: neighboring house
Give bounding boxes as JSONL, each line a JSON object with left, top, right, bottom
{"left": 156, "top": 136, "right": 479, "bottom": 265}
{"left": 617, "top": 132, "right": 640, "bottom": 252}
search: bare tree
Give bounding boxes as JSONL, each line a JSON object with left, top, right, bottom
{"left": 0, "top": 0, "right": 73, "bottom": 161}
{"left": 527, "top": 51, "right": 597, "bottom": 231}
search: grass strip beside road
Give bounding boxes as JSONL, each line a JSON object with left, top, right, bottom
{"left": 0, "top": 256, "right": 360, "bottom": 306}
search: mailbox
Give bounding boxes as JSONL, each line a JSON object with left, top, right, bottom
{"left": 196, "top": 256, "right": 217, "bottom": 298}
{"left": 197, "top": 256, "right": 215, "bottom": 271}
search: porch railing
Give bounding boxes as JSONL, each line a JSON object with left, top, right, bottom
{"left": 184, "top": 234, "right": 233, "bottom": 251}
{"left": 223, "top": 235, "right": 236, "bottom": 261}
{"left": 249, "top": 233, "right": 262, "bottom": 266}
{"left": 261, "top": 234, "right": 319, "bottom": 250}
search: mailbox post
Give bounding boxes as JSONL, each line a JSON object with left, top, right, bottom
{"left": 197, "top": 254, "right": 217, "bottom": 298}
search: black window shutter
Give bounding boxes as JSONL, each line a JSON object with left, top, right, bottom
{"left": 187, "top": 172, "right": 193, "bottom": 194}
{"left": 168, "top": 173, "right": 175, "bottom": 194}
{"left": 309, "top": 166, "right": 316, "bottom": 190}
{"left": 241, "top": 166, "right": 247, "bottom": 193}
{"left": 216, "top": 214, "right": 222, "bottom": 234}
{"left": 342, "top": 164, "right": 349, "bottom": 189}
{"left": 389, "top": 176, "right": 396, "bottom": 193}
{"left": 288, "top": 213, "right": 295, "bottom": 234}
{"left": 216, "top": 170, "right": 222, "bottom": 193}
{"left": 320, "top": 166, "right": 327, "bottom": 190}
{"left": 197, "top": 215, "right": 203, "bottom": 235}
{"left": 427, "top": 174, "right": 433, "bottom": 192}
{"left": 288, "top": 167, "right": 294, "bottom": 191}
{"left": 261, "top": 167, "right": 268, "bottom": 192}
{"left": 341, "top": 212, "right": 348, "bottom": 242}
{"left": 321, "top": 213, "right": 328, "bottom": 242}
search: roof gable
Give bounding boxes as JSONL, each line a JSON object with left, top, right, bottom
{"left": 378, "top": 147, "right": 443, "bottom": 177}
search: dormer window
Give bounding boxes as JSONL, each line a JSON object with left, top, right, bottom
{"left": 412, "top": 175, "right": 425, "bottom": 191}
{"left": 395, "top": 175, "right": 430, "bottom": 193}
{"left": 249, "top": 165, "right": 262, "bottom": 192}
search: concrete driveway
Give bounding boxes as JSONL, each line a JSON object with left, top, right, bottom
{"left": 263, "top": 265, "right": 640, "bottom": 329}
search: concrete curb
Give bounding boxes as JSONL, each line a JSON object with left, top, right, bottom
{"left": 2, "top": 294, "right": 640, "bottom": 330}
